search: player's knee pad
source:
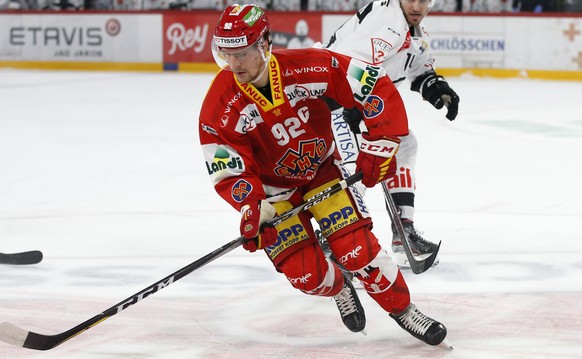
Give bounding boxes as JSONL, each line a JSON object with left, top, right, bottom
{"left": 306, "top": 178, "right": 371, "bottom": 242}
{"left": 276, "top": 243, "right": 344, "bottom": 297}
{"left": 265, "top": 201, "right": 316, "bottom": 266}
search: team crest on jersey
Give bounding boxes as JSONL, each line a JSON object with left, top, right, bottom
{"left": 274, "top": 139, "right": 326, "bottom": 179}
{"left": 362, "top": 95, "right": 384, "bottom": 119}
{"left": 371, "top": 38, "right": 393, "bottom": 65}
{"left": 231, "top": 179, "right": 253, "bottom": 203}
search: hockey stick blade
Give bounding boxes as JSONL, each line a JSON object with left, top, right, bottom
{"left": 381, "top": 182, "right": 439, "bottom": 274}
{"left": 0, "top": 251, "right": 43, "bottom": 265}
{"left": 0, "top": 172, "right": 363, "bottom": 351}
{"left": 0, "top": 236, "right": 244, "bottom": 351}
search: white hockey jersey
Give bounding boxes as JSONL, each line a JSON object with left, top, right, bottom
{"left": 326, "top": 0, "right": 435, "bottom": 88}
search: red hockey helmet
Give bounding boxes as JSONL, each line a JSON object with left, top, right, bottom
{"left": 212, "top": 4, "right": 272, "bottom": 69}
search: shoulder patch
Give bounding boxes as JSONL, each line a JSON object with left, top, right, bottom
{"left": 232, "top": 179, "right": 253, "bottom": 202}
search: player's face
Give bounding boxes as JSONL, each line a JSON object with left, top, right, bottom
{"left": 400, "top": 0, "right": 431, "bottom": 26}
{"left": 220, "top": 44, "right": 266, "bottom": 84}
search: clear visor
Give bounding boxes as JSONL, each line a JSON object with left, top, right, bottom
{"left": 401, "top": 0, "right": 435, "bottom": 9}
{"left": 212, "top": 37, "right": 272, "bottom": 70}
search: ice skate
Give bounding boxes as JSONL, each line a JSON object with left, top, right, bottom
{"left": 392, "top": 220, "right": 440, "bottom": 269}
{"left": 333, "top": 272, "right": 366, "bottom": 333}
{"left": 390, "top": 303, "right": 447, "bottom": 346}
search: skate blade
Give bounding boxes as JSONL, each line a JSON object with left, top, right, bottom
{"left": 393, "top": 252, "right": 440, "bottom": 269}
{"left": 439, "top": 337, "right": 453, "bottom": 350}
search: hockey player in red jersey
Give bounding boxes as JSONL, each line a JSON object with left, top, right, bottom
{"left": 199, "top": 3, "right": 448, "bottom": 346}
{"left": 326, "top": 0, "right": 461, "bottom": 268}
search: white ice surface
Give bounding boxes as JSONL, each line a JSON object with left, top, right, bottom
{"left": 1, "top": 70, "right": 581, "bottom": 358}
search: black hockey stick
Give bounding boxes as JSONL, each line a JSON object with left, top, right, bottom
{"left": 0, "top": 172, "right": 363, "bottom": 351}
{"left": 381, "top": 181, "right": 439, "bottom": 274}
{"left": 0, "top": 251, "right": 43, "bottom": 265}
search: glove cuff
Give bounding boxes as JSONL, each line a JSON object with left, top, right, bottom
{"left": 360, "top": 133, "right": 400, "bottom": 158}
{"left": 258, "top": 200, "right": 276, "bottom": 225}
{"left": 410, "top": 70, "right": 436, "bottom": 93}
{"left": 241, "top": 199, "right": 276, "bottom": 225}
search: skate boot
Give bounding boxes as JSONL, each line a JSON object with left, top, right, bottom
{"left": 389, "top": 303, "right": 447, "bottom": 346}
{"left": 392, "top": 220, "right": 439, "bottom": 268}
{"left": 333, "top": 272, "right": 366, "bottom": 333}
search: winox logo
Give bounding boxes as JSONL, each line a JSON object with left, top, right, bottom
{"left": 282, "top": 66, "right": 329, "bottom": 76}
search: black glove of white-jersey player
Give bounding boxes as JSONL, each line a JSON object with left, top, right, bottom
{"left": 411, "top": 70, "right": 460, "bottom": 121}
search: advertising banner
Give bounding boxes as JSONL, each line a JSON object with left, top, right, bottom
{"left": 0, "top": 14, "right": 162, "bottom": 62}
{"left": 323, "top": 14, "right": 582, "bottom": 72}
{"left": 1, "top": 11, "right": 580, "bottom": 76}
{"left": 162, "top": 11, "right": 322, "bottom": 65}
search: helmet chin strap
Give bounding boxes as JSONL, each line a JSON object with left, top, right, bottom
{"left": 250, "top": 43, "right": 272, "bottom": 85}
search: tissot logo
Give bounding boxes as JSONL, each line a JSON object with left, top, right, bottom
{"left": 214, "top": 36, "right": 247, "bottom": 48}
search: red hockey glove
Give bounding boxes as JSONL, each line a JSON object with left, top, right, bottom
{"left": 356, "top": 133, "right": 400, "bottom": 188}
{"left": 240, "top": 199, "right": 278, "bottom": 252}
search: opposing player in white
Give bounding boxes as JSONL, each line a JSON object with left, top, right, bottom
{"left": 325, "top": 0, "right": 460, "bottom": 268}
